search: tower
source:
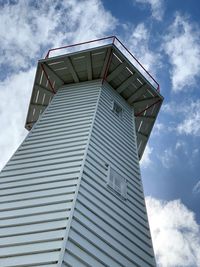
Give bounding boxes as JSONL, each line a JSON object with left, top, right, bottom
{"left": 0, "top": 37, "right": 163, "bottom": 266}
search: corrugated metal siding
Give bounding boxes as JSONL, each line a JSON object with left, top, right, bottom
{"left": 0, "top": 81, "right": 100, "bottom": 267}
{"left": 62, "top": 82, "right": 156, "bottom": 267}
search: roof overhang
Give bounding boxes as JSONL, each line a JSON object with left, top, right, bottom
{"left": 25, "top": 43, "right": 163, "bottom": 160}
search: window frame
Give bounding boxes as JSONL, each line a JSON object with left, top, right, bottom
{"left": 107, "top": 165, "right": 127, "bottom": 199}
{"left": 112, "top": 100, "right": 123, "bottom": 118}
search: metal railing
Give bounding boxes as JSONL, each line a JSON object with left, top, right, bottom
{"left": 45, "top": 36, "right": 160, "bottom": 92}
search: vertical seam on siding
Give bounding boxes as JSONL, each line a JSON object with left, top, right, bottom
{"left": 57, "top": 83, "right": 102, "bottom": 267}
{"left": 131, "top": 107, "right": 140, "bottom": 163}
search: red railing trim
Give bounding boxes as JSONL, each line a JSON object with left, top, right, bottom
{"left": 45, "top": 36, "right": 115, "bottom": 58}
{"left": 102, "top": 48, "right": 113, "bottom": 85}
{"left": 41, "top": 64, "right": 56, "bottom": 94}
{"left": 114, "top": 36, "right": 160, "bottom": 91}
{"left": 45, "top": 36, "right": 160, "bottom": 92}
{"left": 135, "top": 99, "right": 161, "bottom": 117}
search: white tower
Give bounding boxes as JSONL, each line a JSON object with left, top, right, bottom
{"left": 0, "top": 37, "right": 163, "bottom": 267}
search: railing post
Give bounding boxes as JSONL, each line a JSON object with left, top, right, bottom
{"left": 43, "top": 36, "right": 160, "bottom": 93}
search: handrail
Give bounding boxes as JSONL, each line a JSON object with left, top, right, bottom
{"left": 45, "top": 36, "right": 115, "bottom": 58}
{"left": 114, "top": 36, "right": 160, "bottom": 92}
{"left": 45, "top": 36, "right": 160, "bottom": 92}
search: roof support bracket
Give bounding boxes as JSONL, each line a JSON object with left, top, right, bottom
{"left": 106, "top": 61, "right": 126, "bottom": 82}
{"left": 41, "top": 64, "right": 56, "bottom": 94}
{"left": 116, "top": 73, "right": 138, "bottom": 94}
{"left": 64, "top": 57, "right": 79, "bottom": 83}
{"left": 135, "top": 99, "right": 161, "bottom": 117}
{"left": 86, "top": 52, "right": 92, "bottom": 80}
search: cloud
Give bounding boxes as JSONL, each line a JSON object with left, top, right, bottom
{"left": 146, "top": 197, "right": 200, "bottom": 267}
{"left": 0, "top": 0, "right": 117, "bottom": 170}
{"left": 0, "top": 0, "right": 117, "bottom": 71}
{"left": 121, "top": 23, "right": 161, "bottom": 86}
{"left": 134, "top": 0, "right": 164, "bottom": 21}
{"left": 161, "top": 102, "right": 175, "bottom": 114}
{"left": 175, "top": 140, "right": 188, "bottom": 155}
{"left": 162, "top": 99, "right": 200, "bottom": 136}
{"left": 152, "top": 122, "right": 165, "bottom": 135}
{"left": 141, "top": 144, "right": 153, "bottom": 168}
{"left": 162, "top": 101, "right": 186, "bottom": 116}
{"left": 177, "top": 100, "right": 200, "bottom": 136}
{"left": 128, "top": 23, "right": 160, "bottom": 70}
{"left": 0, "top": 0, "right": 161, "bottom": 171}
{"left": 160, "top": 148, "right": 177, "bottom": 168}
{"left": 163, "top": 13, "right": 200, "bottom": 92}
{"left": 61, "top": 0, "right": 117, "bottom": 43}
{"left": 0, "top": 68, "right": 35, "bottom": 170}
{"left": 0, "top": 1, "right": 62, "bottom": 70}
{"left": 193, "top": 180, "right": 200, "bottom": 194}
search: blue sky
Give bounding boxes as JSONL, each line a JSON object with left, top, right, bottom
{"left": 0, "top": 0, "right": 200, "bottom": 266}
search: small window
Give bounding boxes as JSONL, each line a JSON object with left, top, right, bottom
{"left": 107, "top": 166, "right": 127, "bottom": 199}
{"left": 112, "top": 101, "right": 123, "bottom": 118}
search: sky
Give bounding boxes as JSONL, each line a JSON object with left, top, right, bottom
{"left": 0, "top": 0, "right": 200, "bottom": 266}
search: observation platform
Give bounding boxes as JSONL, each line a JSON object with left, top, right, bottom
{"left": 25, "top": 36, "right": 163, "bottom": 159}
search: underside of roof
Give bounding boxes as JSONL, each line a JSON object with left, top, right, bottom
{"left": 25, "top": 43, "right": 163, "bottom": 160}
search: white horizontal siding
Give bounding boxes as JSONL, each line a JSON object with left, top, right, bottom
{"left": 63, "top": 82, "right": 156, "bottom": 267}
{"left": 0, "top": 81, "right": 100, "bottom": 266}
{"left": 0, "top": 79, "right": 155, "bottom": 266}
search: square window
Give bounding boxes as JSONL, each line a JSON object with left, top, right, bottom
{"left": 107, "top": 166, "right": 127, "bottom": 199}
{"left": 112, "top": 101, "right": 123, "bottom": 118}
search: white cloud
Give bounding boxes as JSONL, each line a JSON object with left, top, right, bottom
{"left": 146, "top": 197, "right": 200, "bottom": 267}
{"left": 129, "top": 23, "right": 160, "bottom": 70}
{"left": 160, "top": 148, "right": 177, "bottom": 168}
{"left": 193, "top": 180, "right": 200, "bottom": 194}
{"left": 0, "top": 0, "right": 117, "bottom": 170}
{"left": 0, "top": 0, "right": 161, "bottom": 171}
{"left": 153, "top": 122, "right": 165, "bottom": 135}
{"left": 162, "top": 99, "right": 200, "bottom": 136}
{"left": 141, "top": 144, "right": 153, "bottom": 168}
{"left": 0, "top": 1, "right": 62, "bottom": 69}
{"left": 161, "top": 102, "right": 174, "bottom": 114}
{"left": 121, "top": 23, "right": 161, "bottom": 87}
{"left": 175, "top": 141, "right": 183, "bottom": 150}
{"left": 162, "top": 101, "right": 186, "bottom": 116}
{"left": 0, "top": 68, "right": 35, "bottom": 170}
{"left": 0, "top": 0, "right": 117, "bottom": 70}
{"left": 177, "top": 100, "right": 200, "bottom": 136}
{"left": 134, "top": 0, "right": 164, "bottom": 21}
{"left": 163, "top": 14, "right": 200, "bottom": 92}
{"left": 175, "top": 140, "right": 188, "bottom": 155}
{"left": 61, "top": 0, "right": 117, "bottom": 43}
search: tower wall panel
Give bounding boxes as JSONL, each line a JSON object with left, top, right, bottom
{"left": 0, "top": 80, "right": 156, "bottom": 266}
{"left": 0, "top": 81, "right": 100, "bottom": 266}
{"left": 62, "top": 82, "right": 156, "bottom": 267}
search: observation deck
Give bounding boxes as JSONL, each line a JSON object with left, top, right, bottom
{"left": 25, "top": 36, "right": 163, "bottom": 159}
